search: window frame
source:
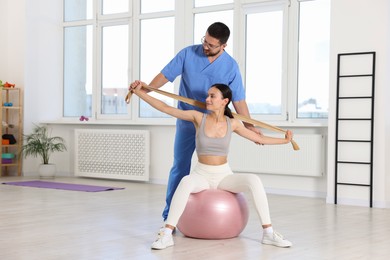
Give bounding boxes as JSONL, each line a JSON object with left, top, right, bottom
{"left": 96, "top": 18, "right": 132, "bottom": 120}
{"left": 289, "top": 0, "right": 329, "bottom": 125}
{"left": 241, "top": 0, "right": 289, "bottom": 122}
{"left": 62, "top": 0, "right": 329, "bottom": 127}
{"left": 130, "top": 3, "right": 178, "bottom": 125}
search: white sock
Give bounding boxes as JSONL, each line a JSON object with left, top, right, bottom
{"left": 264, "top": 226, "right": 274, "bottom": 234}
{"left": 164, "top": 228, "right": 173, "bottom": 235}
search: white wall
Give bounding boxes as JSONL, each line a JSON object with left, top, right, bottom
{"left": 3, "top": 0, "right": 389, "bottom": 207}
{"left": 0, "top": 0, "right": 25, "bottom": 85}
{"left": 0, "top": 1, "right": 8, "bottom": 80}
{"left": 0, "top": 0, "right": 61, "bottom": 127}
{"left": 24, "top": 0, "right": 63, "bottom": 125}
{"left": 327, "top": 0, "right": 390, "bottom": 207}
{"left": 386, "top": 15, "right": 390, "bottom": 207}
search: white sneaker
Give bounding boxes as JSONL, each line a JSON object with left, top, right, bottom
{"left": 159, "top": 223, "right": 176, "bottom": 234}
{"left": 151, "top": 231, "right": 174, "bottom": 250}
{"left": 262, "top": 231, "right": 292, "bottom": 248}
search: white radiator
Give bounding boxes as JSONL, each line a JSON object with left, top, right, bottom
{"left": 74, "top": 129, "right": 150, "bottom": 181}
{"left": 228, "top": 134, "right": 325, "bottom": 177}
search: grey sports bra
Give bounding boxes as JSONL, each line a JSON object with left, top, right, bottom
{"left": 196, "top": 114, "right": 232, "bottom": 156}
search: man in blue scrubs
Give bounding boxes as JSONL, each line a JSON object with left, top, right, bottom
{"left": 132, "top": 22, "right": 260, "bottom": 221}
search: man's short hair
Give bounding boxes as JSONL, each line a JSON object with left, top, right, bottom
{"left": 207, "top": 22, "right": 230, "bottom": 44}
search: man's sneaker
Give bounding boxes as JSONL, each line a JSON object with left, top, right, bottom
{"left": 151, "top": 231, "right": 174, "bottom": 250}
{"left": 262, "top": 231, "right": 292, "bottom": 248}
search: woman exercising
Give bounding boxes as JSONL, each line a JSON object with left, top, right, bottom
{"left": 129, "top": 81, "right": 293, "bottom": 250}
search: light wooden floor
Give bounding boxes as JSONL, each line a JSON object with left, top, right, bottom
{"left": 0, "top": 176, "right": 389, "bottom": 260}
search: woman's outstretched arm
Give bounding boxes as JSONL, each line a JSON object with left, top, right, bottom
{"left": 232, "top": 118, "right": 292, "bottom": 145}
{"left": 129, "top": 81, "right": 201, "bottom": 124}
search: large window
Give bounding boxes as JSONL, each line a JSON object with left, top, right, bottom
{"left": 140, "top": 0, "right": 174, "bottom": 13}
{"left": 100, "top": 24, "right": 129, "bottom": 115}
{"left": 101, "top": 0, "right": 129, "bottom": 15}
{"left": 244, "top": 5, "right": 285, "bottom": 119}
{"left": 297, "top": 0, "right": 330, "bottom": 118}
{"left": 63, "top": 0, "right": 330, "bottom": 123}
{"left": 139, "top": 17, "right": 175, "bottom": 118}
{"left": 63, "top": 0, "right": 131, "bottom": 118}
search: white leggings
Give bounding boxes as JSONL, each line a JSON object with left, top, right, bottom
{"left": 166, "top": 162, "right": 272, "bottom": 227}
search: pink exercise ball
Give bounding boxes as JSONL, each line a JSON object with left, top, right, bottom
{"left": 177, "top": 189, "right": 249, "bottom": 239}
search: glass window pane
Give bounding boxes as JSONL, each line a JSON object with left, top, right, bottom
{"left": 139, "top": 17, "right": 175, "bottom": 118}
{"left": 297, "top": 0, "right": 330, "bottom": 118}
{"left": 245, "top": 11, "right": 283, "bottom": 114}
{"left": 141, "top": 0, "right": 174, "bottom": 13}
{"left": 64, "top": 0, "right": 93, "bottom": 21}
{"left": 63, "top": 26, "right": 93, "bottom": 117}
{"left": 102, "top": 0, "right": 129, "bottom": 15}
{"left": 101, "top": 25, "right": 129, "bottom": 115}
{"left": 195, "top": 0, "right": 233, "bottom": 8}
{"left": 194, "top": 10, "right": 234, "bottom": 55}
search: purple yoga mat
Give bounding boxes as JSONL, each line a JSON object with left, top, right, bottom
{"left": 2, "top": 180, "right": 124, "bottom": 192}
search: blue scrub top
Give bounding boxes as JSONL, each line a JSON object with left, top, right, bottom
{"left": 161, "top": 45, "right": 245, "bottom": 111}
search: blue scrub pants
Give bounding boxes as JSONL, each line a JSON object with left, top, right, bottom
{"left": 162, "top": 119, "right": 196, "bottom": 220}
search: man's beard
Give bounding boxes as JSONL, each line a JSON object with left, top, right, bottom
{"left": 203, "top": 48, "right": 220, "bottom": 57}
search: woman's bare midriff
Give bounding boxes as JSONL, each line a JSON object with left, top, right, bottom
{"left": 198, "top": 155, "right": 228, "bottom": 165}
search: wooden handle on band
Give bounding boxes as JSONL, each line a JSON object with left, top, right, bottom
{"left": 125, "top": 85, "right": 300, "bottom": 151}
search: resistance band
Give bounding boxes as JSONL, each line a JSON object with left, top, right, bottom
{"left": 125, "top": 86, "right": 299, "bottom": 151}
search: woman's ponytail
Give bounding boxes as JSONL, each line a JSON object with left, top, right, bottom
{"left": 224, "top": 106, "right": 233, "bottom": 118}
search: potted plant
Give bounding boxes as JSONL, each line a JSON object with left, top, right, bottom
{"left": 21, "top": 124, "right": 67, "bottom": 178}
